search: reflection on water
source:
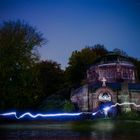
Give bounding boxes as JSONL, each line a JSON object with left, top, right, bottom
{"left": 0, "top": 120, "right": 140, "bottom": 140}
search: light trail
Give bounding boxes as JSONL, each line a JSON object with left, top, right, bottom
{"left": 0, "top": 112, "right": 82, "bottom": 119}
{"left": 0, "top": 102, "right": 140, "bottom": 119}
{"left": 92, "top": 102, "right": 140, "bottom": 116}
{"left": 110, "top": 102, "right": 140, "bottom": 108}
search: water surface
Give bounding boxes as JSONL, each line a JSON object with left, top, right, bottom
{"left": 0, "top": 120, "right": 140, "bottom": 140}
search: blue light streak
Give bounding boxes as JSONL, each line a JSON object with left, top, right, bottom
{"left": 0, "top": 112, "right": 82, "bottom": 119}
{"left": 103, "top": 106, "right": 110, "bottom": 112}
{"left": 0, "top": 102, "right": 140, "bottom": 119}
{"left": 92, "top": 102, "right": 140, "bottom": 116}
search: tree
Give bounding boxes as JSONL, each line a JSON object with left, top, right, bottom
{"left": 36, "top": 60, "right": 74, "bottom": 110}
{"left": 66, "top": 44, "right": 108, "bottom": 87}
{"left": 113, "top": 48, "right": 128, "bottom": 56}
{"left": 89, "top": 44, "right": 108, "bottom": 56}
{"left": 0, "top": 20, "right": 46, "bottom": 110}
{"left": 36, "top": 60, "right": 64, "bottom": 99}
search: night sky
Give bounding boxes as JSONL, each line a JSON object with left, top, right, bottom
{"left": 0, "top": 0, "right": 140, "bottom": 69}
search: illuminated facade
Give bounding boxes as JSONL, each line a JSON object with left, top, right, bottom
{"left": 71, "top": 54, "right": 140, "bottom": 112}
{"left": 87, "top": 54, "right": 136, "bottom": 83}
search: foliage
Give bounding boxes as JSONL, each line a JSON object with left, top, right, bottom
{"left": 0, "top": 20, "right": 45, "bottom": 110}
{"left": 63, "top": 100, "right": 75, "bottom": 112}
{"left": 117, "top": 110, "right": 140, "bottom": 120}
{"left": 39, "top": 94, "right": 74, "bottom": 112}
{"left": 36, "top": 60, "right": 65, "bottom": 100}
{"left": 66, "top": 44, "right": 108, "bottom": 87}
{"left": 38, "top": 94, "right": 65, "bottom": 112}
{"left": 112, "top": 48, "right": 128, "bottom": 56}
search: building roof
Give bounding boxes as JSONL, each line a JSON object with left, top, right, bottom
{"left": 92, "top": 53, "right": 134, "bottom": 66}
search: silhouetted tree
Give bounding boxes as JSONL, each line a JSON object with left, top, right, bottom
{"left": 36, "top": 60, "right": 64, "bottom": 100}
{"left": 66, "top": 44, "right": 108, "bottom": 87}
{"left": 0, "top": 20, "right": 46, "bottom": 110}
{"left": 113, "top": 48, "right": 128, "bottom": 56}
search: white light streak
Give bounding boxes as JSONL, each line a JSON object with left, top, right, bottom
{"left": 0, "top": 112, "right": 82, "bottom": 119}
{"left": 0, "top": 102, "right": 140, "bottom": 119}
{"left": 103, "top": 107, "right": 110, "bottom": 112}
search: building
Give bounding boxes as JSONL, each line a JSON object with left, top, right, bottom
{"left": 71, "top": 53, "right": 140, "bottom": 113}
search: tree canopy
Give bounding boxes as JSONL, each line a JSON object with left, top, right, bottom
{"left": 0, "top": 20, "right": 46, "bottom": 110}
{"left": 36, "top": 60, "right": 64, "bottom": 99}
{"left": 65, "top": 44, "right": 108, "bottom": 87}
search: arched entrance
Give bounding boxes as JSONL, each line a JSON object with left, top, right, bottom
{"left": 92, "top": 87, "right": 117, "bottom": 117}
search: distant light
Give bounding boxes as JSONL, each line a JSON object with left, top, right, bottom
{"left": 92, "top": 112, "right": 98, "bottom": 116}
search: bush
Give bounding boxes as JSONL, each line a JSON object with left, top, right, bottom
{"left": 63, "top": 101, "right": 75, "bottom": 112}
{"left": 38, "top": 95, "right": 64, "bottom": 112}
{"left": 117, "top": 110, "right": 140, "bottom": 120}
{"left": 38, "top": 95, "right": 74, "bottom": 113}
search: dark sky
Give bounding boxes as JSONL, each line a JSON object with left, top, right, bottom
{"left": 0, "top": 0, "right": 140, "bottom": 69}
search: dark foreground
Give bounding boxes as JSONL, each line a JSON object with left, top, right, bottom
{"left": 0, "top": 119, "right": 140, "bottom": 140}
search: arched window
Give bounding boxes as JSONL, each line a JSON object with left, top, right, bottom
{"left": 98, "top": 92, "right": 111, "bottom": 102}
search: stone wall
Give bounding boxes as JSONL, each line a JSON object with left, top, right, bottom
{"left": 71, "top": 83, "right": 140, "bottom": 112}
{"left": 89, "top": 87, "right": 117, "bottom": 111}
{"left": 130, "top": 91, "right": 140, "bottom": 111}
{"left": 87, "top": 63, "right": 136, "bottom": 83}
{"left": 71, "top": 85, "right": 89, "bottom": 111}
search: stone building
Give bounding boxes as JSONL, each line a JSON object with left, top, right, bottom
{"left": 71, "top": 53, "right": 140, "bottom": 112}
